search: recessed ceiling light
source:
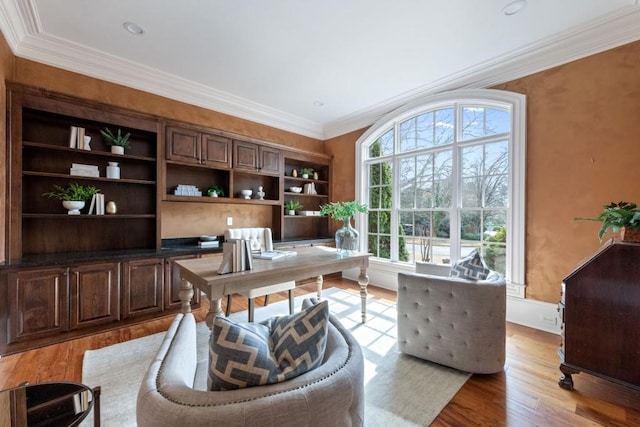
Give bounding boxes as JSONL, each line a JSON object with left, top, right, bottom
{"left": 313, "top": 100, "right": 324, "bottom": 107}
{"left": 123, "top": 21, "right": 144, "bottom": 35}
{"left": 502, "top": 0, "right": 527, "bottom": 16}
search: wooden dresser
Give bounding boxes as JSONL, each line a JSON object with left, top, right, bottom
{"left": 558, "top": 239, "right": 640, "bottom": 391}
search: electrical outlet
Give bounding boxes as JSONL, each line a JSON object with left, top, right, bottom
{"left": 540, "top": 314, "right": 558, "bottom": 326}
{"left": 227, "top": 217, "right": 233, "bottom": 226}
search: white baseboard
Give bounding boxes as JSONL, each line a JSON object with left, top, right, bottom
{"left": 343, "top": 262, "right": 561, "bottom": 335}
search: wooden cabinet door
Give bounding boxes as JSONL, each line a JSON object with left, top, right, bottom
{"left": 201, "top": 133, "right": 231, "bottom": 168}
{"left": 233, "top": 140, "right": 259, "bottom": 171}
{"left": 259, "top": 146, "right": 281, "bottom": 175}
{"left": 166, "top": 126, "right": 201, "bottom": 164}
{"left": 69, "top": 262, "right": 120, "bottom": 330}
{"left": 122, "top": 258, "right": 164, "bottom": 318}
{"left": 7, "top": 267, "right": 69, "bottom": 343}
{"left": 165, "top": 255, "right": 201, "bottom": 310}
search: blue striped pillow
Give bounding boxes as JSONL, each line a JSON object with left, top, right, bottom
{"left": 208, "top": 299, "right": 329, "bottom": 391}
{"left": 450, "top": 249, "right": 490, "bottom": 280}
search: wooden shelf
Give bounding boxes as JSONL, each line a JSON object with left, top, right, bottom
{"left": 23, "top": 214, "right": 156, "bottom": 219}
{"left": 23, "top": 171, "right": 156, "bottom": 186}
{"left": 164, "top": 194, "right": 280, "bottom": 205}
{"left": 284, "top": 192, "right": 328, "bottom": 197}
{"left": 23, "top": 141, "right": 156, "bottom": 162}
{"left": 284, "top": 176, "right": 329, "bottom": 185}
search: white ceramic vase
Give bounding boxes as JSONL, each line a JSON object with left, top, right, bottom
{"left": 62, "top": 200, "right": 85, "bottom": 215}
{"left": 107, "top": 162, "right": 120, "bottom": 179}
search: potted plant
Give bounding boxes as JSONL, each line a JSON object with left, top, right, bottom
{"left": 300, "top": 167, "right": 314, "bottom": 179}
{"left": 284, "top": 200, "right": 302, "bottom": 215}
{"left": 320, "top": 201, "right": 368, "bottom": 255}
{"left": 575, "top": 201, "right": 640, "bottom": 242}
{"left": 207, "top": 185, "right": 224, "bottom": 197}
{"left": 100, "top": 127, "right": 131, "bottom": 154}
{"left": 43, "top": 182, "right": 100, "bottom": 215}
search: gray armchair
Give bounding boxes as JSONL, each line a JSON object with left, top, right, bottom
{"left": 396, "top": 262, "right": 506, "bottom": 374}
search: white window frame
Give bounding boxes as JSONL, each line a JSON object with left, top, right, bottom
{"left": 355, "top": 89, "right": 526, "bottom": 296}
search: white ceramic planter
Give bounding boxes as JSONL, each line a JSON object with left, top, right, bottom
{"left": 62, "top": 200, "right": 85, "bottom": 215}
{"left": 111, "top": 146, "right": 124, "bottom": 155}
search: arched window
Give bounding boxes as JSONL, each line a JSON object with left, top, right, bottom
{"left": 355, "top": 89, "right": 526, "bottom": 294}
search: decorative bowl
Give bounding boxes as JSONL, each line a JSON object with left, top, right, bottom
{"left": 200, "top": 235, "right": 218, "bottom": 242}
{"left": 289, "top": 187, "right": 303, "bottom": 193}
{"left": 240, "top": 189, "right": 253, "bottom": 199}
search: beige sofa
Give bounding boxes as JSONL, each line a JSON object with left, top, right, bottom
{"left": 396, "top": 262, "right": 506, "bottom": 374}
{"left": 137, "top": 311, "right": 364, "bottom": 427}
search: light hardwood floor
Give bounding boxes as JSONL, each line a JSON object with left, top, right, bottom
{"left": 1, "top": 278, "right": 639, "bottom": 426}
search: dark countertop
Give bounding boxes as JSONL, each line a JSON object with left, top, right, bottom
{"left": 0, "top": 236, "right": 334, "bottom": 269}
{"left": 0, "top": 237, "right": 223, "bottom": 269}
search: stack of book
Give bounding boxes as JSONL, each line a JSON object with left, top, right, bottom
{"left": 70, "top": 163, "right": 99, "bottom": 177}
{"left": 217, "top": 239, "right": 253, "bottom": 274}
{"left": 88, "top": 193, "right": 105, "bottom": 215}
{"left": 69, "top": 126, "right": 90, "bottom": 150}
{"left": 198, "top": 240, "right": 220, "bottom": 248}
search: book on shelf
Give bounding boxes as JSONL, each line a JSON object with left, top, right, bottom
{"left": 88, "top": 194, "right": 97, "bottom": 215}
{"left": 69, "top": 126, "right": 78, "bottom": 148}
{"left": 77, "top": 127, "right": 86, "bottom": 149}
{"left": 252, "top": 250, "right": 297, "bottom": 260}
{"left": 198, "top": 240, "right": 220, "bottom": 248}
{"left": 70, "top": 163, "right": 99, "bottom": 177}
{"left": 69, "top": 126, "right": 87, "bottom": 149}
{"left": 95, "top": 193, "right": 105, "bottom": 215}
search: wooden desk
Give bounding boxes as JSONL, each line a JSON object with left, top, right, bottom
{"left": 176, "top": 246, "right": 371, "bottom": 326}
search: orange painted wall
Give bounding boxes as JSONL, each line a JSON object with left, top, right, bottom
{"left": 330, "top": 40, "right": 640, "bottom": 303}
{"left": 493, "top": 40, "right": 640, "bottom": 302}
{"left": 324, "top": 128, "right": 366, "bottom": 233}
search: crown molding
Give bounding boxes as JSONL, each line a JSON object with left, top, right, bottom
{"left": 0, "top": 1, "right": 324, "bottom": 139}
{"left": 2, "top": 1, "right": 639, "bottom": 140}
{"left": 323, "top": 4, "right": 640, "bottom": 139}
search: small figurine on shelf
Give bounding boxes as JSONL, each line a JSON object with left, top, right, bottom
{"left": 256, "top": 186, "right": 265, "bottom": 200}
{"left": 313, "top": 171, "right": 319, "bottom": 180}
{"left": 291, "top": 169, "right": 298, "bottom": 178}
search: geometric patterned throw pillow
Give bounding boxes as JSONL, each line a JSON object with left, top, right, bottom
{"left": 450, "top": 248, "right": 490, "bottom": 280}
{"left": 208, "top": 299, "right": 329, "bottom": 391}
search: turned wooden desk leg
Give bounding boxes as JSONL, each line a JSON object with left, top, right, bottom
{"left": 359, "top": 266, "right": 369, "bottom": 323}
{"left": 206, "top": 298, "right": 223, "bottom": 329}
{"left": 178, "top": 278, "right": 194, "bottom": 314}
{"left": 316, "top": 275, "right": 323, "bottom": 299}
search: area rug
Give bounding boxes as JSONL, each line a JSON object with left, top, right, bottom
{"left": 82, "top": 287, "right": 470, "bottom": 426}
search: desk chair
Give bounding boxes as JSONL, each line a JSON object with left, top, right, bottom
{"left": 223, "top": 228, "right": 295, "bottom": 322}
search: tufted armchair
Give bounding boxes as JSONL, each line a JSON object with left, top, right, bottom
{"left": 224, "top": 228, "right": 295, "bottom": 322}
{"left": 396, "top": 262, "right": 506, "bottom": 374}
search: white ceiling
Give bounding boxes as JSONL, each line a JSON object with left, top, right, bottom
{"left": 1, "top": 0, "right": 640, "bottom": 139}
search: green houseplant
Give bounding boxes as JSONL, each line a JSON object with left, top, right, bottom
{"left": 284, "top": 200, "right": 302, "bottom": 215}
{"left": 43, "top": 182, "right": 100, "bottom": 215}
{"left": 207, "top": 185, "right": 224, "bottom": 197}
{"left": 299, "top": 167, "right": 314, "bottom": 178}
{"left": 320, "top": 201, "right": 369, "bottom": 255}
{"left": 576, "top": 201, "right": 640, "bottom": 242}
{"left": 100, "top": 127, "right": 131, "bottom": 154}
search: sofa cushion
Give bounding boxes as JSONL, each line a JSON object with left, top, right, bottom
{"left": 208, "top": 299, "right": 329, "bottom": 391}
{"left": 450, "top": 248, "right": 490, "bottom": 280}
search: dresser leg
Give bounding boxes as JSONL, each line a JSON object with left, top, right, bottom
{"left": 559, "top": 364, "right": 578, "bottom": 390}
